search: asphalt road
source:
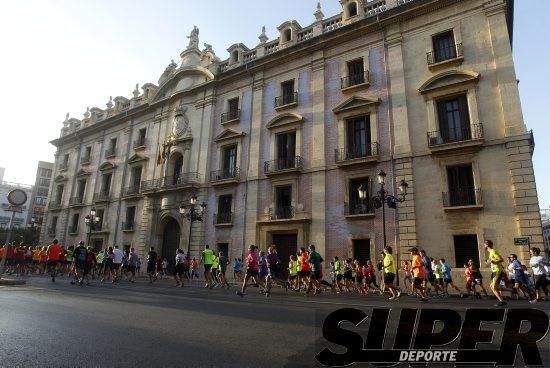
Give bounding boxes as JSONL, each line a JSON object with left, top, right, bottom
{"left": 1, "top": 276, "right": 549, "bottom": 368}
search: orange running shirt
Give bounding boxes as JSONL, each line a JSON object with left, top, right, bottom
{"left": 48, "top": 244, "right": 62, "bottom": 261}
{"left": 412, "top": 254, "right": 425, "bottom": 279}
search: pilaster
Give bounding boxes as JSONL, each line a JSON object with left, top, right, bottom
{"left": 395, "top": 157, "right": 417, "bottom": 261}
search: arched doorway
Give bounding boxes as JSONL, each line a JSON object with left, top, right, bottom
{"left": 162, "top": 218, "right": 181, "bottom": 271}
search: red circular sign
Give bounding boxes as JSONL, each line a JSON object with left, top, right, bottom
{"left": 7, "top": 189, "right": 27, "bottom": 207}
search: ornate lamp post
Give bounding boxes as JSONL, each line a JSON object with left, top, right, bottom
{"left": 179, "top": 195, "right": 207, "bottom": 258}
{"left": 84, "top": 208, "right": 101, "bottom": 247}
{"left": 358, "top": 170, "right": 408, "bottom": 248}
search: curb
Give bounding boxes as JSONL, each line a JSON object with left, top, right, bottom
{"left": 0, "top": 278, "right": 27, "bottom": 286}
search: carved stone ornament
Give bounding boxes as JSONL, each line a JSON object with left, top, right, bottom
{"left": 187, "top": 26, "right": 199, "bottom": 50}
{"left": 171, "top": 105, "right": 189, "bottom": 139}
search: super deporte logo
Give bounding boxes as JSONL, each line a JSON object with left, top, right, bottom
{"left": 316, "top": 308, "right": 550, "bottom": 367}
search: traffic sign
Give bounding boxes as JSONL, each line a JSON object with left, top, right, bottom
{"left": 514, "top": 237, "right": 530, "bottom": 246}
{"left": 7, "top": 189, "right": 27, "bottom": 207}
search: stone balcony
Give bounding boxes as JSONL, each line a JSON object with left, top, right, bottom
{"left": 427, "top": 123, "right": 484, "bottom": 153}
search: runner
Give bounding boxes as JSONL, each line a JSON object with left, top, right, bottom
{"left": 190, "top": 257, "right": 199, "bottom": 280}
{"left": 85, "top": 247, "right": 96, "bottom": 284}
{"left": 410, "top": 247, "right": 428, "bottom": 302}
{"left": 174, "top": 249, "right": 185, "bottom": 287}
{"left": 509, "top": 253, "right": 535, "bottom": 302}
{"left": 306, "top": 244, "right": 324, "bottom": 294}
{"left": 468, "top": 259, "right": 488, "bottom": 297}
{"left": 288, "top": 254, "right": 299, "bottom": 291}
{"left": 382, "top": 246, "right": 401, "bottom": 300}
{"left": 127, "top": 248, "right": 138, "bottom": 283}
{"left": 200, "top": 244, "right": 214, "bottom": 289}
{"left": 72, "top": 241, "right": 88, "bottom": 286}
{"left": 47, "top": 239, "right": 62, "bottom": 282}
{"left": 218, "top": 251, "right": 230, "bottom": 289}
{"left": 365, "top": 260, "right": 383, "bottom": 295}
{"left": 236, "top": 245, "right": 267, "bottom": 297}
{"left": 32, "top": 246, "right": 41, "bottom": 274}
{"left": 402, "top": 260, "right": 413, "bottom": 294}
{"left": 298, "top": 247, "right": 311, "bottom": 291}
{"left": 529, "top": 247, "right": 548, "bottom": 303}
{"left": 420, "top": 250, "right": 442, "bottom": 296}
{"left": 440, "top": 258, "right": 462, "bottom": 297}
{"left": 484, "top": 240, "right": 507, "bottom": 307}
{"left": 112, "top": 245, "right": 124, "bottom": 283}
{"left": 333, "top": 256, "right": 343, "bottom": 292}
{"left": 147, "top": 247, "right": 158, "bottom": 284}
{"left": 211, "top": 252, "right": 220, "bottom": 287}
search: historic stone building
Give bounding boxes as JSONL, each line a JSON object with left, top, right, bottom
{"left": 41, "top": 0, "right": 543, "bottom": 274}
{"left": 27, "top": 161, "right": 54, "bottom": 232}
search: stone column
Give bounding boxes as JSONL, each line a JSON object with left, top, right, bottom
{"left": 394, "top": 158, "right": 417, "bottom": 261}
{"left": 310, "top": 51, "right": 326, "bottom": 260}
{"left": 244, "top": 73, "right": 264, "bottom": 249}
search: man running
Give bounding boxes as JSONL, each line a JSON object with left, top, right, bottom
{"left": 382, "top": 246, "right": 401, "bottom": 300}
{"left": 410, "top": 247, "right": 428, "bottom": 302}
{"left": 174, "top": 249, "right": 185, "bottom": 288}
{"left": 72, "top": 241, "right": 88, "bottom": 286}
{"left": 112, "top": 245, "right": 124, "bottom": 283}
{"left": 306, "top": 244, "right": 324, "bottom": 294}
{"left": 218, "top": 251, "right": 230, "bottom": 289}
{"left": 127, "top": 247, "right": 138, "bottom": 283}
{"left": 147, "top": 247, "right": 158, "bottom": 284}
{"left": 47, "top": 239, "right": 62, "bottom": 282}
{"left": 440, "top": 258, "right": 462, "bottom": 297}
{"left": 237, "top": 245, "right": 267, "bottom": 297}
{"left": 200, "top": 244, "right": 215, "bottom": 288}
{"left": 484, "top": 240, "right": 507, "bottom": 307}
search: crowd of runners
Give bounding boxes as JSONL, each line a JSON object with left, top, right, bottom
{"left": 1, "top": 239, "right": 549, "bottom": 306}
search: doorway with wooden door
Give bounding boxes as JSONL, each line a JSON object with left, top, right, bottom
{"left": 271, "top": 233, "right": 297, "bottom": 279}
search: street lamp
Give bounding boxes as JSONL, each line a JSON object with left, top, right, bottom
{"left": 361, "top": 169, "right": 408, "bottom": 248}
{"left": 179, "top": 195, "right": 206, "bottom": 257}
{"left": 84, "top": 207, "right": 101, "bottom": 247}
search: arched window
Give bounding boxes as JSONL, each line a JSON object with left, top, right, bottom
{"left": 284, "top": 29, "right": 292, "bottom": 42}
{"left": 232, "top": 50, "right": 239, "bottom": 62}
{"left": 348, "top": 2, "right": 358, "bottom": 17}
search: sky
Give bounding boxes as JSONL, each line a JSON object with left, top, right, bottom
{"left": 0, "top": 0, "right": 547, "bottom": 210}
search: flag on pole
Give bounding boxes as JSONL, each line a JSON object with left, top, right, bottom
{"left": 156, "top": 145, "right": 162, "bottom": 166}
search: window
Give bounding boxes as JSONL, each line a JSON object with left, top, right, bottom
{"left": 107, "top": 138, "right": 117, "bottom": 156}
{"left": 222, "top": 145, "right": 237, "bottom": 174}
{"left": 453, "top": 235, "right": 479, "bottom": 268}
{"left": 217, "top": 195, "right": 232, "bottom": 224}
{"left": 432, "top": 31, "right": 456, "bottom": 63}
{"left": 436, "top": 95, "right": 470, "bottom": 143}
{"left": 281, "top": 80, "right": 295, "bottom": 105}
{"left": 125, "top": 206, "right": 136, "bottom": 225}
{"left": 51, "top": 216, "right": 58, "bottom": 231}
{"left": 102, "top": 173, "right": 112, "bottom": 194}
{"left": 348, "top": 2, "right": 358, "bottom": 17}
{"left": 95, "top": 209, "right": 104, "bottom": 231}
{"left": 346, "top": 59, "right": 365, "bottom": 87}
{"left": 44, "top": 169, "right": 52, "bottom": 178}
{"left": 274, "top": 186, "right": 292, "bottom": 219}
{"left": 228, "top": 98, "right": 239, "bottom": 114}
{"left": 348, "top": 177, "right": 371, "bottom": 215}
{"left": 446, "top": 164, "right": 476, "bottom": 206}
{"left": 353, "top": 239, "right": 370, "bottom": 265}
{"left": 38, "top": 178, "right": 50, "bottom": 187}
{"left": 276, "top": 132, "right": 296, "bottom": 170}
{"left": 70, "top": 213, "right": 79, "bottom": 233}
{"left": 37, "top": 188, "right": 49, "bottom": 196}
{"left": 85, "top": 146, "right": 91, "bottom": 158}
{"left": 232, "top": 50, "right": 239, "bottom": 62}
{"left": 346, "top": 116, "right": 372, "bottom": 158}
{"left": 217, "top": 243, "right": 229, "bottom": 257}
{"left": 77, "top": 179, "right": 86, "bottom": 202}
{"left": 55, "top": 185, "right": 64, "bottom": 203}
{"left": 132, "top": 166, "right": 142, "bottom": 189}
{"left": 283, "top": 29, "right": 292, "bottom": 42}
{"left": 137, "top": 128, "right": 146, "bottom": 146}
{"left": 172, "top": 157, "right": 183, "bottom": 185}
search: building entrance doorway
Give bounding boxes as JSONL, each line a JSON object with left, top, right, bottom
{"left": 162, "top": 218, "right": 181, "bottom": 271}
{"left": 271, "top": 233, "right": 297, "bottom": 279}
{"left": 352, "top": 239, "right": 371, "bottom": 265}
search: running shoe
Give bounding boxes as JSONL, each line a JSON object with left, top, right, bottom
{"left": 389, "top": 296, "right": 395, "bottom": 301}
{"left": 529, "top": 299, "right": 539, "bottom": 304}
{"left": 236, "top": 291, "right": 244, "bottom": 297}
{"left": 396, "top": 290, "right": 402, "bottom": 299}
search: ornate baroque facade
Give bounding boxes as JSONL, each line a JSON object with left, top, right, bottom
{"left": 41, "top": 0, "right": 543, "bottom": 271}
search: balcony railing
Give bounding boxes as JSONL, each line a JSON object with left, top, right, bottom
{"left": 123, "top": 185, "right": 141, "bottom": 196}
{"left": 47, "top": 227, "right": 56, "bottom": 236}
{"left": 214, "top": 212, "right": 233, "bottom": 225}
{"left": 344, "top": 202, "right": 375, "bottom": 216}
{"left": 210, "top": 167, "right": 240, "bottom": 182}
{"left": 221, "top": 109, "right": 240, "bottom": 123}
{"left": 269, "top": 206, "right": 295, "bottom": 220}
{"left": 141, "top": 172, "right": 200, "bottom": 192}
{"left": 105, "top": 148, "right": 116, "bottom": 158}
{"left": 427, "top": 123, "right": 483, "bottom": 147}
{"left": 93, "top": 191, "right": 110, "bottom": 202}
{"left": 427, "top": 43, "right": 463, "bottom": 65}
{"left": 341, "top": 71, "right": 370, "bottom": 89}
{"left": 264, "top": 156, "right": 303, "bottom": 175}
{"left": 133, "top": 137, "right": 147, "bottom": 148}
{"left": 49, "top": 201, "right": 62, "bottom": 210}
{"left": 69, "top": 196, "right": 85, "bottom": 206}
{"left": 80, "top": 156, "right": 91, "bottom": 165}
{"left": 122, "top": 221, "right": 134, "bottom": 231}
{"left": 68, "top": 225, "right": 78, "bottom": 234}
{"left": 275, "top": 92, "right": 298, "bottom": 108}
{"left": 442, "top": 187, "right": 482, "bottom": 207}
{"left": 335, "top": 142, "right": 379, "bottom": 163}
